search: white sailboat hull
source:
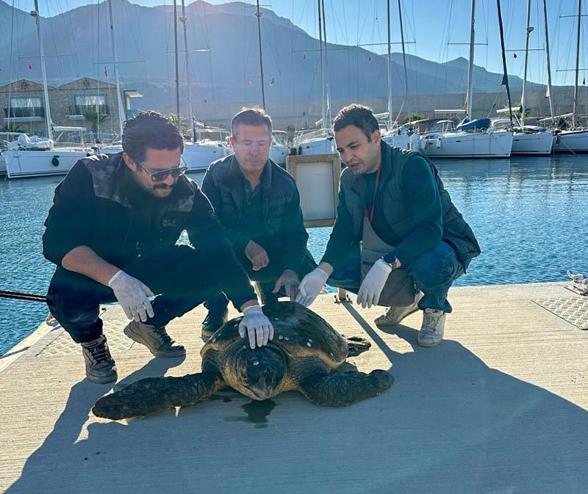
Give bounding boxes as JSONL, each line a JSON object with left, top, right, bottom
{"left": 552, "top": 130, "right": 588, "bottom": 153}
{"left": 511, "top": 130, "right": 553, "bottom": 155}
{"left": 297, "top": 137, "right": 336, "bottom": 155}
{"left": 4, "top": 148, "right": 93, "bottom": 179}
{"left": 181, "top": 141, "right": 230, "bottom": 172}
{"left": 419, "top": 130, "right": 513, "bottom": 158}
{"left": 382, "top": 133, "right": 410, "bottom": 151}
{"left": 270, "top": 143, "right": 289, "bottom": 167}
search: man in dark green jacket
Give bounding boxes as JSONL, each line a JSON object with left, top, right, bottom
{"left": 296, "top": 104, "right": 480, "bottom": 347}
{"left": 43, "top": 111, "right": 274, "bottom": 384}
{"left": 201, "top": 108, "right": 315, "bottom": 337}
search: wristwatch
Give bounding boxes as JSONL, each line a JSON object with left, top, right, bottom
{"left": 382, "top": 256, "right": 401, "bottom": 270}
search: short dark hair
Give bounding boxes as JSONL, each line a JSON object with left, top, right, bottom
{"left": 231, "top": 107, "right": 272, "bottom": 137}
{"left": 122, "top": 111, "right": 184, "bottom": 163}
{"left": 333, "top": 104, "right": 380, "bottom": 141}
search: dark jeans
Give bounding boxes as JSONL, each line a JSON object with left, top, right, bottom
{"left": 328, "top": 241, "right": 464, "bottom": 313}
{"left": 47, "top": 245, "right": 222, "bottom": 344}
{"left": 205, "top": 250, "right": 317, "bottom": 312}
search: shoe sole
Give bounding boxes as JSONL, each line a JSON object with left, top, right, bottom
{"left": 124, "top": 325, "right": 186, "bottom": 358}
{"left": 86, "top": 370, "right": 118, "bottom": 384}
{"left": 417, "top": 337, "right": 443, "bottom": 348}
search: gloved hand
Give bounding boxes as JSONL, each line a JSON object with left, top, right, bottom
{"left": 272, "top": 269, "right": 300, "bottom": 301}
{"left": 357, "top": 259, "right": 392, "bottom": 309}
{"left": 238, "top": 305, "right": 274, "bottom": 349}
{"left": 108, "top": 270, "right": 155, "bottom": 322}
{"left": 295, "top": 267, "right": 329, "bottom": 307}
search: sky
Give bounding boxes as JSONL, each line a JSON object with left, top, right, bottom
{"left": 8, "top": 0, "right": 588, "bottom": 86}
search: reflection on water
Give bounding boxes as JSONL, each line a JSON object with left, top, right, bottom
{"left": 1, "top": 155, "right": 587, "bottom": 355}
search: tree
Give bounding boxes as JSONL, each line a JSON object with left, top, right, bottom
{"left": 82, "top": 109, "right": 109, "bottom": 141}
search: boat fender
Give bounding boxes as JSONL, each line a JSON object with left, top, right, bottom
{"left": 51, "top": 155, "right": 60, "bottom": 167}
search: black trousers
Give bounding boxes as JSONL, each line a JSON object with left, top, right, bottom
{"left": 47, "top": 245, "right": 223, "bottom": 344}
{"left": 205, "top": 250, "right": 317, "bottom": 312}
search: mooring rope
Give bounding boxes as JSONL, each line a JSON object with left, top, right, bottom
{"left": 0, "top": 290, "right": 47, "bottom": 303}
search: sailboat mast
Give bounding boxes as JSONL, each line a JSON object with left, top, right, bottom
{"left": 572, "top": 0, "right": 582, "bottom": 129}
{"left": 31, "top": 0, "right": 53, "bottom": 141}
{"left": 496, "top": 0, "right": 514, "bottom": 126}
{"left": 180, "top": 0, "right": 196, "bottom": 141}
{"left": 397, "top": 0, "right": 409, "bottom": 121}
{"left": 521, "top": 0, "right": 532, "bottom": 127}
{"left": 386, "top": 0, "right": 393, "bottom": 130}
{"left": 321, "top": 0, "right": 331, "bottom": 129}
{"left": 173, "top": 0, "right": 180, "bottom": 120}
{"left": 542, "top": 0, "right": 555, "bottom": 123}
{"left": 317, "top": 0, "right": 325, "bottom": 129}
{"left": 255, "top": 0, "right": 267, "bottom": 110}
{"left": 466, "top": 0, "right": 476, "bottom": 120}
{"left": 107, "top": 0, "right": 125, "bottom": 138}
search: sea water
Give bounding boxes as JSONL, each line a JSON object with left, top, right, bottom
{"left": 1, "top": 154, "right": 587, "bottom": 356}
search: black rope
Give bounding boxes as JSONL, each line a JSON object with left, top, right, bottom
{"left": 0, "top": 290, "right": 47, "bottom": 303}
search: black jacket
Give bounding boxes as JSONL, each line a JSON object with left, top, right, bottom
{"left": 202, "top": 154, "right": 310, "bottom": 274}
{"left": 322, "top": 142, "right": 481, "bottom": 270}
{"left": 43, "top": 153, "right": 256, "bottom": 309}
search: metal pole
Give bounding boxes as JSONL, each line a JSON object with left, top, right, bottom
{"left": 542, "top": 0, "right": 555, "bottom": 124}
{"left": 386, "top": 0, "right": 393, "bottom": 130}
{"left": 256, "top": 0, "right": 266, "bottom": 110}
{"left": 107, "top": 0, "right": 125, "bottom": 138}
{"left": 180, "top": 0, "right": 196, "bottom": 141}
{"left": 521, "top": 0, "right": 532, "bottom": 127}
{"left": 32, "top": 1, "right": 52, "bottom": 141}
{"left": 466, "top": 0, "right": 476, "bottom": 120}
{"left": 497, "top": 0, "right": 514, "bottom": 127}
{"left": 317, "top": 0, "right": 325, "bottom": 129}
{"left": 397, "top": 0, "right": 409, "bottom": 121}
{"left": 572, "top": 0, "right": 582, "bottom": 129}
{"left": 321, "top": 0, "right": 331, "bottom": 129}
{"left": 173, "top": 0, "right": 180, "bottom": 120}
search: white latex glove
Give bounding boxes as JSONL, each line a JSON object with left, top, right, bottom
{"left": 357, "top": 259, "right": 393, "bottom": 309}
{"left": 108, "top": 270, "right": 154, "bottom": 322}
{"left": 238, "top": 305, "right": 275, "bottom": 349}
{"left": 295, "top": 267, "right": 329, "bottom": 307}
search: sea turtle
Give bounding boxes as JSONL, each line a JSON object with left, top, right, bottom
{"left": 93, "top": 302, "right": 393, "bottom": 419}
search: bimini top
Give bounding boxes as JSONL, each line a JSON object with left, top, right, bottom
{"left": 456, "top": 118, "right": 491, "bottom": 132}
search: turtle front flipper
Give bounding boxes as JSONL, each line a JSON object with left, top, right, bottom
{"left": 92, "top": 371, "right": 224, "bottom": 420}
{"left": 345, "top": 336, "right": 371, "bottom": 357}
{"left": 299, "top": 369, "right": 393, "bottom": 407}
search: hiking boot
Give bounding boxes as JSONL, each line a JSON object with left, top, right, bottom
{"left": 124, "top": 320, "right": 186, "bottom": 358}
{"left": 375, "top": 301, "right": 420, "bottom": 327}
{"left": 201, "top": 307, "right": 228, "bottom": 341}
{"left": 81, "top": 335, "right": 117, "bottom": 384}
{"left": 417, "top": 309, "right": 446, "bottom": 347}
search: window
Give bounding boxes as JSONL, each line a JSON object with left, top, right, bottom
{"left": 4, "top": 97, "right": 44, "bottom": 118}
{"left": 72, "top": 95, "right": 109, "bottom": 116}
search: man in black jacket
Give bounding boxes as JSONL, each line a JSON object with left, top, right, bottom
{"left": 296, "top": 104, "right": 480, "bottom": 347}
{"left": 43, "top": 111, "right": 274, "bottom": 384}
{"left": 201, "top": 108, "right": 315, "bottom": 337}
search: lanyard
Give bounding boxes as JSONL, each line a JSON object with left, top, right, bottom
{"left": 364, "top": 165, "right": 382, "bottom": 224}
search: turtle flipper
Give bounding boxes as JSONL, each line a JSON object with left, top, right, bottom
{"left": 299, "top": 369, "right": 393, "bottom": 407}
{"left": 345, "top": 336, "right": 371, "bottom": 357}
{"left": 92, "top": 371, "right": 224, "bottom": 420}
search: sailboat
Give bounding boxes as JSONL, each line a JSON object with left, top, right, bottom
{"left": 418, "top": 0, "right": 513, "bottom": 158}
{"left": 508, "top": 0, "right": 553, "bottom": 155}
{"left": 552, "top": 0, "right": 588, "bottom": 153}
{"left": 381, "top": 0, "right": 411, "bottom": 150}
{"left": 294, "top": 0, "right": 336, "bottom": 156}
{"left": 3, "top": 1, "right": 94, "bottom": 179}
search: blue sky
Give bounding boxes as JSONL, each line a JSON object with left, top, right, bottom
{"left": 11, "top": 0, "right": 588, "bottom": 86}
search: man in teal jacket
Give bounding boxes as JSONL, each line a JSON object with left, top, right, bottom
{"left": 296, "top": 104, "right": 480, "bottom": 347}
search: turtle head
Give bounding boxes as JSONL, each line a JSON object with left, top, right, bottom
{"left": 230, "top": 345, "right": 287, "bottom": 400}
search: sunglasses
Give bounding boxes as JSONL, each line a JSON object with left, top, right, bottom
{"left": 139, "top": 164, "right": 188, "bottom": 182}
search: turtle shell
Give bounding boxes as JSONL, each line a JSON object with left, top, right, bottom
{"left": 202, "top": 302, "right": 348, "bottom": 368}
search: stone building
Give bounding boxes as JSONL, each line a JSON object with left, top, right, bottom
{"left": 0, "top": 77, "right": 123, "bottom": 142}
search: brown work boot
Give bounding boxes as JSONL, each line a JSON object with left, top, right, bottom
{"left": 375, "top": 293, "right": 423, "bottom": 327}
{"left": 81, "top": 335, "right": 117, "bottom": 384}
{"left": 124, "top": 320, "right": 186, "bottom": 357}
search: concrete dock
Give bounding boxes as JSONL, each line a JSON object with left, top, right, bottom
{"left": 0, "top": 282, "right": 586, "bottom": 493}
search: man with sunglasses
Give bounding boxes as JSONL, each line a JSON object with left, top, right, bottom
{"left": 200, "top": 108, "right": 316, "bottom": 338}
{"left": 43, "top": 111, "right": 274, "bottom": 384}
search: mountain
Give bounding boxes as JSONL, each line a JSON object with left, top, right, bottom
{"left": 0, "top": 0, "right": 549, "bottom": 122}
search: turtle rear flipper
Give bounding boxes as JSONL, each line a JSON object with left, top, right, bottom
{"left": 92, "top": 371, "right": 224, "bottom": 420}
{"left": 299, "top": 369, "right": 393, "bottom": 407}
{"left": 345, "top": 336, "right": 371, "bottom": 357}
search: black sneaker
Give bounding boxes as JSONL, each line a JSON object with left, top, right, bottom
{"left": 81, "top": 335, "right": 117, "bottom": 384}
{"left": 201, "top": 308, "right": 228, "bottom": 340}
{"left": 124, "top": 321, "right": 186, "bottom": 358}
